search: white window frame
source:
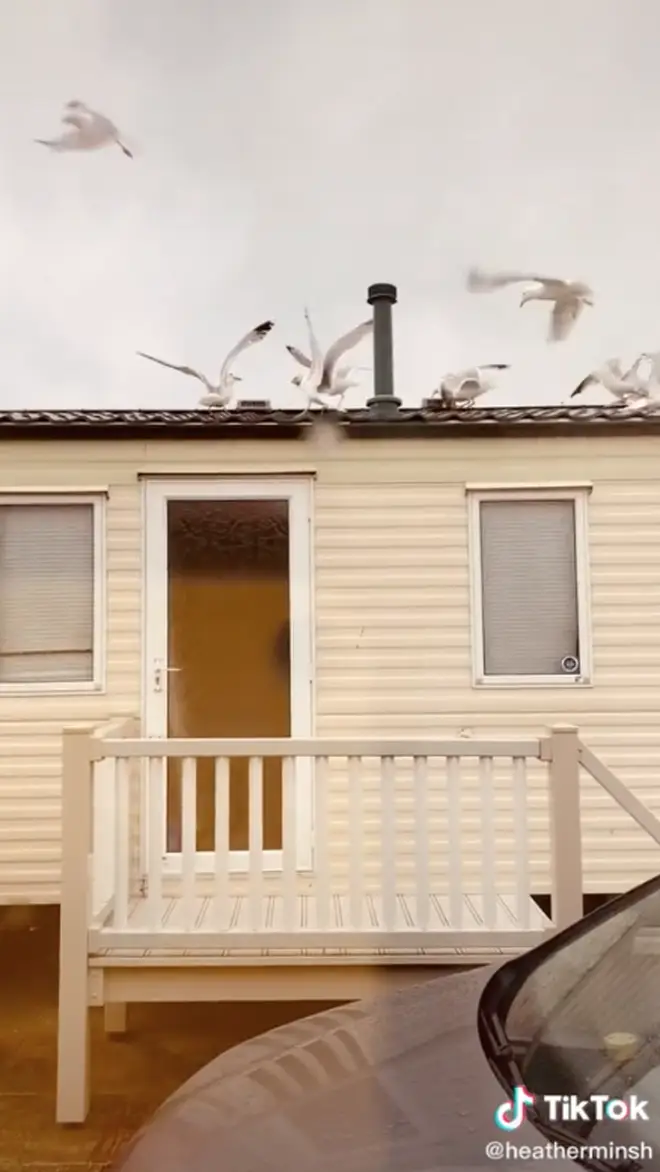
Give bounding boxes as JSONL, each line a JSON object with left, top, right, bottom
{"left": 0, "top": 492, "right": 106, "bottom": 695}
{"left": 467, "top": 485, "right": 593, "bottom": 688}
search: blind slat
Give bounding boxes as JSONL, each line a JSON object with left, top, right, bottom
{"left": 480, "top": 500, "right": 579, "bottom": 676}
{"left": 0, "top": 504, "right": 94, "bottom": 683}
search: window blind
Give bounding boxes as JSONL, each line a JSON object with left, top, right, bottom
{"left": 479, "top": 499, "right": 579, "bottom": 677}
{"left": 0, "top": 504, "right": 95, "bottom": 684}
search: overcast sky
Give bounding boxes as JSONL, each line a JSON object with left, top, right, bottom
{"left": 1, "top": 0, "right": 659, "bottom": 410}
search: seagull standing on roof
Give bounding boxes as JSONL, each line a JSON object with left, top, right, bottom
{"left": 290, "top": 309, "right": 351, "bottom": 450}
{"left": 570, "top": 356, "right": 649, "bottom": 404}
{"left": 432, "top": 363, "right": 510, "bottom": 408}
{"left": 136, "top": 320, "right": 275, "bottom": 408}
{"left": 287, "top": 313, "right": 373, "bottom": 410}
{"left": 467, "top": 267, "right": 595, "bottom": 341}
{"left": 35, "top": 100, "right": 133, "bottom": 157}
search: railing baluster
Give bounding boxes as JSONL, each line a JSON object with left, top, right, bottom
{"left": 181, "top": 758, "right": 197, "bottom": 930}
{"left": 281, "top": 757, "right": 297, "bottom": 933}
{"left": 348, "top": 757, "right": 363, "bottom": 930}
{"left": 146, "top": 757, "right": 164, "bottom": 929}
{"left": 381, "top": 756, "right": 397, "bottom": 932}
{"left": 480, "top": 757, "right": 497, "bottom": 928}
{"left": 113, "top": 758, "right": 130, "bottom": 929}
{"left": 413, "top": 756, "right": 429, "bottom": 931}
{"left": 91, "top": 758, "right": 114, "bottom": 918}
{"left": 86, "top": 735, "right": 552, "bottom": 954}
{"left": 314, "top": 757, "right": 331, "bottom": 930}
{"left": 214, "top": 757, "right": 230, "bottom": 932}
{"left": 512, "top": 757, "right": 531, "bottom": 928}
{"left": 248, "top": 757, "right": 264, "bottom": 930}
{"left": 446, "top": 756, "right": 463, "bottom": 929}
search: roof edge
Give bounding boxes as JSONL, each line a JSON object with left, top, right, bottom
{"left": 0, "top": 405, "right": 659, "bottom": 439}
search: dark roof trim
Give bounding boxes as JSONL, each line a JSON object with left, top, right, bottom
{"left": 0, "top": 405, "right": 659, "bottom": 439}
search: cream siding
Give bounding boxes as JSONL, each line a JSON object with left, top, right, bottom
{"left": 0, "top": 433, "right": 658, "bottom": 902}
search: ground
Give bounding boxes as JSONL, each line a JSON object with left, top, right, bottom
{"left": 0, "top": 908, "right": 339, "bottom": 1171}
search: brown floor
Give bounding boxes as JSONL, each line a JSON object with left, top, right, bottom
{"left": 0, "top": 907, "right": 340, "bottom": 1171}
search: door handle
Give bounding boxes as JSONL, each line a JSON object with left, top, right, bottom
{"left": 153, "top": 662, "right": 183, "bottom": 692}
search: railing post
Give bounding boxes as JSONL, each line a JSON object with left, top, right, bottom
{"left": 56, "top": 727, "right": 93, "bottom": 1124}
{"left": 547, "top": 724, "right": 583, "bottom": 931}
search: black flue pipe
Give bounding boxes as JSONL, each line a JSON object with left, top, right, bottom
{"left": 365, "top": 282, "right": 402, "bottom": 417}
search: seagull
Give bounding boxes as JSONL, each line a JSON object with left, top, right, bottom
{"left": 432, "top": 364, "right": 510, "bottom": 408}
{"left": 35, "top": 100, "right": 133, "bottom": 157}
{"left": 570, "top": 356, "right": 649, "bottom": 404}
{"left": 287, "top": 314, "right": 373, "bottom": 410}
{"left": 136, "top": 320, "right": 275, "bottom": 408}
{"left": 293, "top": 307, "right": 326, "bottom": 408}
{"left": 467, "top": 267, "right": 595, "bottom": 341}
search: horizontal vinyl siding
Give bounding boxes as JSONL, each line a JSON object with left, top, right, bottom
{"left": 0, "top": 450, "right": 142, "bottom": 900}
{"left": 0, "top": 433, "right": 658, "bottom": 900}
{"left": 313, "top": 439, "right": 660, "bottom": 896}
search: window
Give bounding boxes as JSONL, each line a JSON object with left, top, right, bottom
{"left": 0, "top": 497, "right": 103, "bottom": 688}
{"left": 468, "top": 489, "right": 591, "bottom": 684}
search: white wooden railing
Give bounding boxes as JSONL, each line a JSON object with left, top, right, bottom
{"left": 55, "top": 723, "right": 660, "bottom": 1128}
{"left": 58, "top": 723, "right": 608, "bottom": 955}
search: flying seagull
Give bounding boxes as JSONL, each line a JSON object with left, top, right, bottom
{"left": 570, "top": 356, "right": 649, "bottom": 404}
{"left": 432, "top": 363, "right": 510, "bottom": 408}
{"left": 287, "top": 314, "right": 373, "bottom": 410}
{"left": 467, "top": 267, "right": 594, "bottom": 341}
{"left": 137, "top": 320, "right": 275, "bottom": 408}
{"left": 35, "top": 100, "right": 133, "bottom": 157}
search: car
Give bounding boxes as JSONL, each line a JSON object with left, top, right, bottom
{"left": 112, "top": 875, "right": 660, "bottom": 1172}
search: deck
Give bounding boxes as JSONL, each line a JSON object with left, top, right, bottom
{"left": 91, "top": 889, "right": 550, "bottom": 958}
{"left": 56, "top": 723, "right": 660, "bottom": 1123}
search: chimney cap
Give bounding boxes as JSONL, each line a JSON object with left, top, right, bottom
{"left": 367, "top": 283, "right": 397, "bottom": 305}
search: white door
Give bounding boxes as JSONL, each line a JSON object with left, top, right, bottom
{"left": 143, "top": 477, "right": 314, "bottom": 873}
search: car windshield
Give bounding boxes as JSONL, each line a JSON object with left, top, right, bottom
{"left": 478, "top": 875, "right": 660, "bottom": 1168}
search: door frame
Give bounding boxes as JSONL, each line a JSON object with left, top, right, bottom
{"left": 141, "top": 476, "right": 315, "bottom": 874}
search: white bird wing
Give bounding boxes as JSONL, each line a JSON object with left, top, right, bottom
{"left": 303, "top": 308, "right": 325, "bottom": 390}
{"left": 467, "top": 267, "right": 567, "bottom": 293}
{"left": 621, "top": 354, "right": 649, "bottom": 388}
{"left": 322, "top": 319, "right": 373, "bottom": 383}
{"left": 136, "top": 352, "right": 208, "bottom": 386}
{"left": 63, "top": 102, "right": 113, "bottom": 133}
{"left": 455, "top": 379, "right": 487, "bottom": 400}
{"left": 61, "top": 111, "right": 89, "bottom": 130}
{"left": 219, "top": 320, "right": 275, "bottom": 382}
{"left": 571, "top": 359, "right": 623, "bottom": 397}
{"left": 622, "top": 356, "right": 640, "bottom": 380}
{"left": 440, "top": 368, "right": 476, "bottom": 393}
{"left": 549, "top": 297, "right": 584, "bottom": 342}
{"left": 641, "top": 351, "right": 660, "bottom": 384}
{"left": 286, "top": 345, "right": 312, "bottom": 369}
{"left": 595, "top": 360, "right": 647, "bottom": 397}
{"left": 90, "top": 111, "right": 117, "bottom": 134}
{"left": 70, "top": 103, "right": 117, "bottom": 133}
{"left": 454, "top": 367, "right": 480, "bottom": 386}
{"left": 570, "top": 372, "right": 597, "bottom": 398}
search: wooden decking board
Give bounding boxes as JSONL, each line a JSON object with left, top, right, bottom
{"left": 90, "top": 948, "right": 525, "bottom": 966}
{"left": 90, "top": 890, "right": 550, "bottom": 962}
{"left": 103, "top": 890, "right": 549, "bottom": 933}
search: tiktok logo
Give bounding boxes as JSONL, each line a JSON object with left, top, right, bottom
{"left": 494, "top": 1086, "right": 536, "bottom": 1131}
